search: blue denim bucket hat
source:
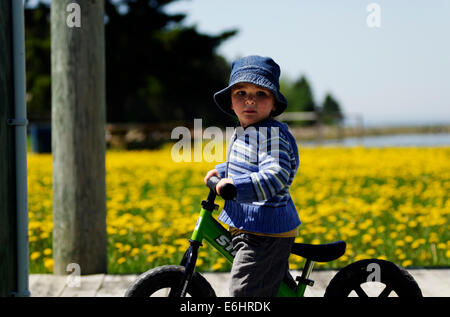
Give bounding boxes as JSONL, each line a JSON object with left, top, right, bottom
{"left": 213, "top": 55, "right": 288, "bottom": 117}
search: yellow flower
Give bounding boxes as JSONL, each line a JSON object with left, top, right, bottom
{"left": 30, "top": 251, "right": 41, "bottom": 261}
{"left": 367, "top": 249, "right": 376, "bottom": 255}
{"left": 174, "top": 238, "right": 188, "bottom": 246}
{"left": 327, "top": 215, "right": 337, "bottom": 222}
{"left": 43, "top": 248, "right": 52, "bottom": 256}
{"left": 122, "top": 244, "right": 131, "bottom": 252}
{"left": 419, "top": 251, "right": 430, "bottom": 261}
{"left": 119, "top": 229, "right": 128, "bottom": 236}
{"left": 40, "top": 232, "right": 50, "bottom": 239}
{"left": 428, "top": 232, "right": 439, "bottom": 244}
{"left": 212, "top": 258, "right": 226, "bottom": 271}
{"left": 416, "top": 238, "right": 426, "bottom": 245}
{"left": 395, "top": 240, "right": 405, "bottom": 247}
{"left": 43, "top": 258, "right": 54, "bottom": 271}
{"left": 371, "top": 238, "right": 383, "bottom": 247}
{"left": 405, "top": 236, "right": 414, "bottom": 243}
{"left": 117, "top": 257, "right": 126, "bottom": 264}
{"left": 362, "top": 234, "right": 372, "bottom": 244}
{"left": 339, "top": 255, "right": 349, "bottom": 262}
{"left": 402, "top": 260, "right": 412, "bottom": 267}
{"left": 107, "top": 227, "right": 118, "bottom": 234}
{"left": 289, "top": 263, "right": 299, "bottom": 270}
{"left": 396, "top": 224, "right": 406, "bottom": 231}
{"left": 130, "top": 248, "right": 140, "bottom": 257}
{"left": 354, "top": 254, "right": 370, "bottom": 261}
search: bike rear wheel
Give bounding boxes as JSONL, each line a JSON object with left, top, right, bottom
{"left": 124, "top": 265, "right": 216, "bottom": 297}
{"left": 324, "top": 259, "right": 422, "bottom": 297}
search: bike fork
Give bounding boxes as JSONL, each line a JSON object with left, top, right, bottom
{"left": 169, "top": 239, "right": 202, "bottom": 297}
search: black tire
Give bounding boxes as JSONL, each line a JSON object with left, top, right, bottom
{"left": 124, "top": 265, "right": 216, "bottom": 297}
{"left": 324, "top": 259, "right": 422, "bottom": 297}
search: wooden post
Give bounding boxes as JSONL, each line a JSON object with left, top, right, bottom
{"left": 51, "top": 0, "right": 107, "bottom": 275}
{"left": 0, "top": 0, "right": 17, "bottom": 296}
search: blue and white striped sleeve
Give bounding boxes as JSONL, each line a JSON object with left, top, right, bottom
{"left": 214, "top": 162, "right": 227, "bottom": 178}
{"left": 231, "top": 131, "right": 293, "bottom": 203}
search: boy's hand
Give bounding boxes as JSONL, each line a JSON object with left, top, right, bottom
{"left": 216, "top": 178, "right": 234, "bottom": 196}
{"left": 204, "top": 169, "right": 220, "bottom": 185}
{"left": 204, "top": 169, "right": 234, "bottom": 196}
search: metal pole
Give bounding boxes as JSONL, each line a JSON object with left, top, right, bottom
{"left": 11, "top": 0, "right": 30, "bottom": 297}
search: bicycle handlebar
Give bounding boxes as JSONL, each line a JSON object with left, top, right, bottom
{"left": 206, "top": 176, "right": 237, "bottom": 200}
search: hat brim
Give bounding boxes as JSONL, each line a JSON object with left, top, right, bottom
{"left": 213, "top": 83, "right": 287, "bottom": 118}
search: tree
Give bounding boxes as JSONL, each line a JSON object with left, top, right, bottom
{"left": 321, "top": 93, "right": 344, "bottom": 125}
{"left": 283, "top": 75, "right": 317, "bottom": 126}
{"left": 24, "top": 1, "right": 51, "bottom": 121}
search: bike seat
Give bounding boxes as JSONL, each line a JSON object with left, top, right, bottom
{"left": 290, "top": 240, "right": 346, "bottom": 262}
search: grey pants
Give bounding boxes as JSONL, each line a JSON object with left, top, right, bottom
{"left": 229, "top": 233, "right": 295, "bottom": 297}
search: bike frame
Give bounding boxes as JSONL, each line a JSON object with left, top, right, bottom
{"left": 175, "top": 190, "right": 314, "bottom": 297}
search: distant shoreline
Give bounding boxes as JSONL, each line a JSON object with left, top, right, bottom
{"left": 98, "top": 122, "right": 450, "bottom": 149}
{"left": 289, "top": 124, "right": 450, "bottom": 141}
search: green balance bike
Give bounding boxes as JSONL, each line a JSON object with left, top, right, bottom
{"left": 125, "top": 176, "right": 422, "bottom": 297}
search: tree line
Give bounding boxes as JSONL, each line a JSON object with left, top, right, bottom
{"left": 25, "top": 0, "right": 343, "bottom": 128}
{"left": 281, "top": 76, "right": 343, "bottom": 126}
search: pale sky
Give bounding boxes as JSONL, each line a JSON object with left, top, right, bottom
{"left": 165, "top": 0, "right": 450, "bottom": 126}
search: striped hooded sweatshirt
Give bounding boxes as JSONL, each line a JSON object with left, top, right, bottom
{"left": 215, "top": 117, "right": 301, "bottom": 234}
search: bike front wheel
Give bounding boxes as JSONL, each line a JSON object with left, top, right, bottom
{"left": 324, "top": 259, "right": 422, "bottom": 297}
{"left": 124, "top": 265, "right": 216, "bottom": 297}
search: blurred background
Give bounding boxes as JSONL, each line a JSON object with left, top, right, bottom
{"left": 22, "top": 0, "right": 449, "bottom": 275}
{"left": 24, "top": 0, "right": 450, "bottom": 152}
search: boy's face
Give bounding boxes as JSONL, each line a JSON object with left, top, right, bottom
{"left": 230, "top": 82, "right": 276, "bottom": 128}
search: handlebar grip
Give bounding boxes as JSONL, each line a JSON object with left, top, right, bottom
{"left": 207, "top": 175, "right": 237, "bottom": 200}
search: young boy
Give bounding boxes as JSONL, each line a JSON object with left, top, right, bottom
{"left": 204, "top": 55, "right": 301, "bottom": 297}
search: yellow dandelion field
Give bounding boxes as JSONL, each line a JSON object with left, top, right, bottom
{"left": 27, "top": 145, "right": 450, "bottom": 273}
